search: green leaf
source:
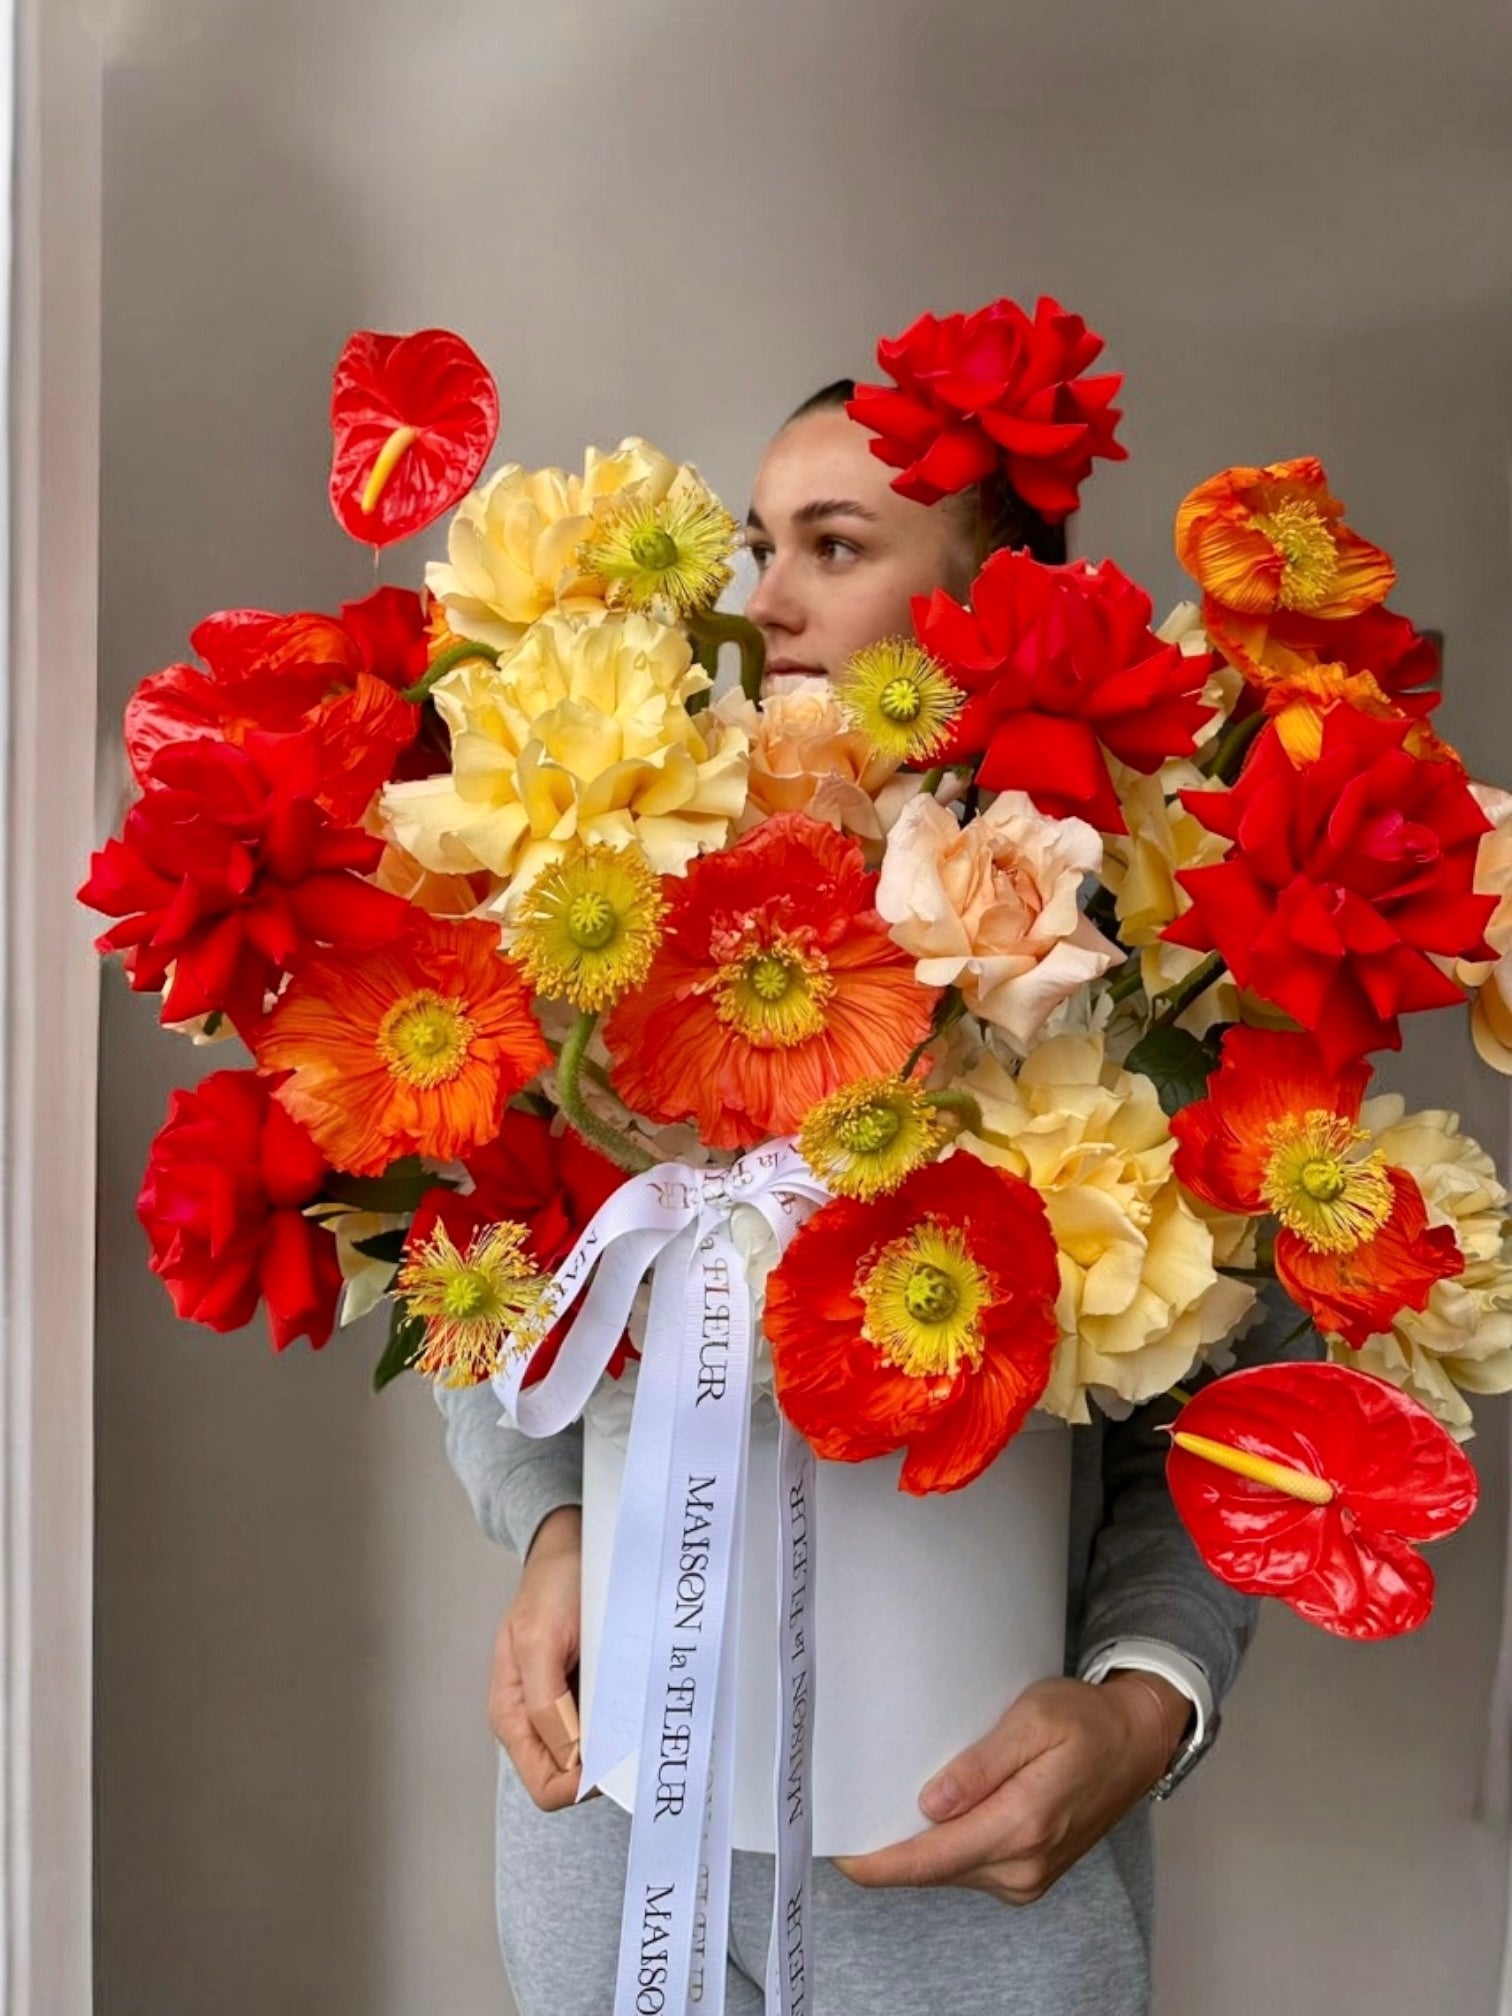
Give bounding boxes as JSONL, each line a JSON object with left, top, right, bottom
{"left": 1123, "top": 1023, "right": 1218, "bottom": 1119}
{"left": 373, "top": 1301, "right": 426, "bottom": 1393}
{"left": 352, "top": 1228, "right": 408, "bottom": 1266}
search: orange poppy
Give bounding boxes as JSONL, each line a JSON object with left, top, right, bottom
{"left": 765, "top": 1154, "right": 1061, "bottom": 1495}
{"left": 254, "top": 914, "right": 550, "bottom": 1175}
{"left": 1170, "top": 1025, "right": 1463, "bottom": 1346}
{"left": 1176, "top": 457, "right": 1395, "bottom": 633}
{"left": 602, "top": 811, "right": 937, "bottom": 1152}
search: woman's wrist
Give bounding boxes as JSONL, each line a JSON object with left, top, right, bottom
{"left": 525, "top": 1504, "right": 582, "bottom": 1568}
{"left": 1099, "top": 1668, "right": 1191, "bottom": 1774}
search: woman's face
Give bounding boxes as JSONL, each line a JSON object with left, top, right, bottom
{"left": 743, "top": 406, "right": 974, "bottom": 678}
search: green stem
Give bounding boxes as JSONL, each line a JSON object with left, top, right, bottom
{"left": 400, "top": 636, "right": 501, "bottom": 706}
{"left": 687, "top": 609, "right": 767, "bottom": 702}
{"left": 1166, "top": 1384, "right": 1194, "bottom": 1409}
{"left": 556, "top": 1011, "right": 655, "bottom": 1173}
{"left": 1204, "top": 707, "right": 1265, "bottom": 782}
{"left": 903, "top": 988, "right": 966, "bottom": 1078}
{"left": 918, "top": 766, "right": 946, "bottom": 796}
{"left": 924, "top": 1088, "right": 982, "bottom": 1136}
{"left": 1107, "top": 956, "right": 1145, "bottom": 1004}
{"left": 1145, "top": 950, "right": 1225, "bottom": 1034}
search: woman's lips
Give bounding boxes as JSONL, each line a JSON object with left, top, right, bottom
{"left": 765, "top": 659, "right": 826, "bottom": 678}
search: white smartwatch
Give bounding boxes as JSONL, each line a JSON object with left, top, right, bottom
{"left": 1079, "top": 1638, "right": 1219, "bottom": 1801}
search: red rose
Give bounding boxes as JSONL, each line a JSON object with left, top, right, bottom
{"left": 408, "top": 1109, "right": 631, "bottom": 1385}
{"left": 1165, "top": 711, "right": 1495, "bottom": 1065}
{"left": 845, "top": 295, "right": 1125, "bottom": 519}
{"left": 137, "top": 1068, "right": 343, "bottom": 1351}
{"left": 123, "top": 594, "right": 428, "bottom": 823}
{"left": 79, "top": 730, "right": 408, "bottom": 1034}
{"left": 914, "top": 551, "right": 1215, "bottom": 831}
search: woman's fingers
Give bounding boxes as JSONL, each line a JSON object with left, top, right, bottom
{"left": 489, "top": 1609, "right": 582, "bottom": 1811}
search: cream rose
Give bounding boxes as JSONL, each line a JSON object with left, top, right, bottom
{"left": 876, "top": 792, "right": 1120, "bottom": 1047}
{"left": 1456, "top": 783, "right": 1512, "bottom": 1074}
{"left": 379, "top": 610, "right": 749, "bottom": 911}
{"left": 954, "top": 1035, "right": 1256, "bottom": 1422}
{"left": 1326, "top": 1096, "right": 1512, "bottom": 1435}
{"left": 1099, "top": 758, "right": 1239, "bottom": 1033}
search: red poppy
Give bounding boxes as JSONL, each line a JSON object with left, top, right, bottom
{"left": 1170, "top": 1025, "right": 1463, "bottom": 1346}
{"left": 123, "top": 592, "right": 430, "bottom": 823}
{"left": 602, "top": 813, "right": 936, "bottom": 1152}
{"left": 913, "top": 551, "right": 1215, "bottom": 831}
{"left": 408, "top": 1108, "right": 632, "bottom": 1386}
{"left": 846, "top": 295, "right": 1125, "bottom": 519}
{"left": 78, "top": 730, "right": 408, "bottom": 1035}
{"left": 1165, "top": 711, "right": 1495, "bottom": 1065}
{"left": 765, "top": 1155, "right": 1060, "bottom": 1495}
{"left": 329, "top": 328, "right": 499, "bottom": 548}
{"left": 138, "top": 1068, "right": 343, "bottom": 1351}
{"left": 1166, "top": 1362, "right": 1478, "bottom": 1639}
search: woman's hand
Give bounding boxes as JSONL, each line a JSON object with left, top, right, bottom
{"left": 488, "top": 1506, "right": 585, "bottom": 1812}
{"left": 833, "top": 1672, "right": 1188, "bottom": 1905}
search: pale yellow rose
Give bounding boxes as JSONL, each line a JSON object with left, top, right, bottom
{"left": 876, "top": 792, "right": 1120, "bottom": 1048}
{"left": 713, "top": 675, "right": 908, "bottom": 856}
{"left": 379, "top": 611, "right": 749, "bottom": 912}
{"left": 1325, "top": 1096, "right": 1512, "bottom": 1436}
{"left": 954, "top": 1035, "right": 1255, "bottom": 1422}
{"left": 1455, "top": 783, "right": 1512, "bottom": 1073}
{"left": 1155, "top": 602, "right": 1244, "bottom": 749}
{"left": 426, "top": 439, "right": 714, "bottom": 652}
{"left": 1099, "top": 757, "right": 1240, "bottom": 1034}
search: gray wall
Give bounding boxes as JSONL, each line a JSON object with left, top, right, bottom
{"left": 94, "top": 2, "right": 1512, "bottom": 2011}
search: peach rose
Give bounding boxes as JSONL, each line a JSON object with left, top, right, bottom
{"left": 1458, "top": 783, "right": 1512, "bottom": 1073}
{"left": 876, "top": 791, "right": 1120, "bottom": 1046}
{"left": 713, "top": 676, "right": 912, "bottom": 856}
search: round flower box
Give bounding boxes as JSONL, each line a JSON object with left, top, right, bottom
{"left": 580, "top": 1400, "right": 1071, "bottom": 1857}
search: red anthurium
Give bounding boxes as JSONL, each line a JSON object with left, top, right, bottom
{"left": 913, "top": 551, "right": 1214, "bottom": 832}
{"left": 1170, "top": 1024, "right": 1463, "bottom": 1346}
{"left": 1165, "top": 710, "right": 1495, "bottom": 1064}
{"left": 78, "top": 729, "right": 409, "bottom": 1035}
{"left": 138, "top": 1068, "right": 343, "bottom": 1352}
{"left": 408, "top": 1108, "right": 633, "bottom": 1387}
{"left": 329, "top": 328, "right": 499, "bottom": 548}
{"left": 846, "top": 295, "right": 1125, "bottom": 519}
{"left": 1166, "top": 1361, "right": 1478, "bottom": 1639}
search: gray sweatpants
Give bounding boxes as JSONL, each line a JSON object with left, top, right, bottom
{"left": 495, "top": 1753, "right": 1153, "bottom": 2015}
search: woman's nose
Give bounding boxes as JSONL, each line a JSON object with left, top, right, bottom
{"left": 746, "top": 555, "right": 802, "bottom": 635}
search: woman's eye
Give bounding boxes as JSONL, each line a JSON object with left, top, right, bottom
{"left": 746, "top": 542, "right": 773, "bottom": 572}
{"left": 817, "top": 536, "right": 860, "bottom": 564}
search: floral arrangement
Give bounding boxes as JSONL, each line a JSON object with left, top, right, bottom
{"left": 83, "top": 297, "right": 1512, "bottom": 1643}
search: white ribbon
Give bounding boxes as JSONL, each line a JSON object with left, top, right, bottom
{"left": 492, "top": 1141, "right": 829, "bottom": 2016}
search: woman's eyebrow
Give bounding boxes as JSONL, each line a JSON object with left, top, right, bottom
{"left": 744, "top": 500, "right": 880, "bottom": 535}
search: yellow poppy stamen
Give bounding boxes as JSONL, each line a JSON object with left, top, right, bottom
{"left": 833, "top": 638, "right": 963, "bottom": 764}
{"left": 512, "top": 842, "right": 667, "bottom": 1012}
{"left": 376, "top": 989, "right": 475, "bottom": 1088}
{"left": 577, "top": 489, "right": 740, "bottom": 618}
{"left": 1260, "top": 1109, "right": 1393, "bottom": 1253}
{"left": 798, "top": 1076, "right": 946, "bottom": 1199}
{"left": 1252, "top": 497, "right": 1340, "bottom": 612}
{"left": 859, "top": 1221, "right": 988, "bottom": 1380}
{"left": 398, "top": 1221, "right": 555, "bottom": 1387}
{"left": 709, "top": 926, "right": 833, "bottom": 1048}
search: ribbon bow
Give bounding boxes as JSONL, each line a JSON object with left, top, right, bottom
{"left": 493, "top": 1140, "right": 831, "bottom": 2016}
